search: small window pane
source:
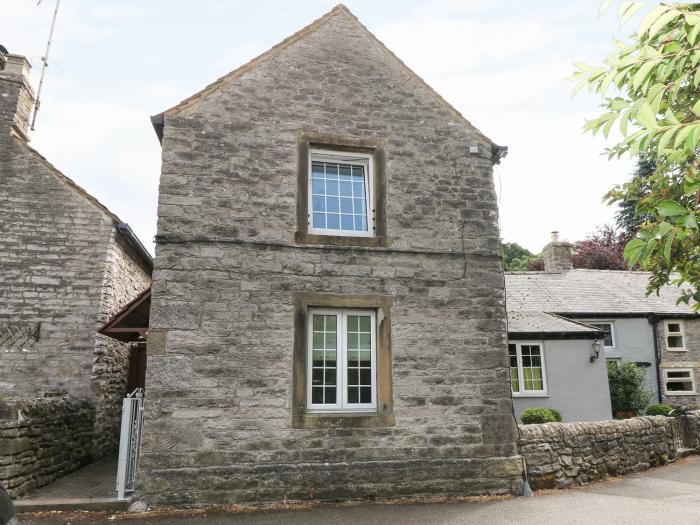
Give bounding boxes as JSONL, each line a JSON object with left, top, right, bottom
{"left": 327, "top": 179, "right": 339, "bottom": 196}
{"left": 347, "top": 333, "right": 358, "bottom": 349}
{"left": 340, "top": 214, "right": 354, "bottom": 230}
{"left": 325, "top": 387, "right": 336, "bottom": 404}
{"left": 326, "top": 214, "right": 340, "bottom": 229}
{"left": 668, "top": 323, "right": 681, "bottom": 333}
{"left": 325, "top": 368, "right": 336, "bottom": 386}
{"left": 667, "top": 370, "right": 691, "bottom": 379}
{"left": 312, "top": 213, "right": 326, "bottom": 229}
{"left": 312, "top": 196, "right": 325, "bottom": 212}
{"left": 359, "top": 316, "right": 371, "bottom": 332}
{"left": 325, "top": 332, "right": 337, "bottom": 349}
{"left": 312, "top": 179, "right": 325, "bottom": 194}
{"left": 347, "top": 349, "right": 359, "bottom": 365}
{"left": 359, "top": 368, "right": 371, "bottom": 385}
{"left": 339, "top": 181, "right": 352, "bottom": 197}
{"left": 312, "top": 332, "right": 324, "bottom": 349}
{"left": 668, "top": 335, "right": 684, "bottom": 348}
{"left": 340, "top": 198, "right": 353, "bottom": 213}
{"left": 359, "top": 350, "right": 371, "bottom": 368}
{"left": 312, "top": 387, "right": 324, "bottom": 404}
{"left": 353, "top": 182, "right": 365, "bottom": 197}
{"left": 348, "top": 368, "right": 358, "bottom": 385}
{"left": 360, "top": 387, "right": 371, "bottom": 403}
{"left": 347, "top": 316, "right": 359, "bottom": 331}
{"left": 359, "top": 333, "right": 371, "bottom": 349}
{"left": 339, "top": 165, "right": 351, "bottom": 179}
{"left": 327, "top": 197, "right": 339, "bottom": 213}
{"left": 348, "top": 387, "right": 359, "bottom": 404}
{"left": 312, "top": 368, "right": 323, "bottom": 385}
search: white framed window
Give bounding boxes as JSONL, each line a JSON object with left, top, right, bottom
{"left": 307, "top": 309, "right": 377, "bottom": 412}
{"left": 664, "top": 320, "right": 686, "bottom": 351}
{"left": 308, "top": 149, "right": 374, "bottom": 237}
{"left": 586, "top": 321, "right": 615, "bottom": 349}
{"left": 509, "top": 342, "right": 547, "bottom": 396}
{"left": 662, "top": 368, "right": 696, "bottom": 395}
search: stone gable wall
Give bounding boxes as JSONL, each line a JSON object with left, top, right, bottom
{"left": 0, "top": 135, "right": 114, "bottom": 399}
{"left": 0, "top": 397, "right": 95, "bottom": 498}
{"left": 518, "top": 415, "right": 700, "bottom": 490}
{"left": 141, "top": 10, "right": 520, "bottom": 506}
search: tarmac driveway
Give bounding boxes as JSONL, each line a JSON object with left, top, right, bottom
{"left": 17, "top": 455, "right": 700, "bottom": 525}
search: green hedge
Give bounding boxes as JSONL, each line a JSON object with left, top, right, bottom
{"left": 521, "top": 407, "right": 562, "bottom": 425}
{"left": 645, "top": 403, "right": 673, "bottom": 416}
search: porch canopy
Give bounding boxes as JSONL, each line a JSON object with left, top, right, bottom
{"left": 99, "top": 287, "right": 151, "bottom": 342}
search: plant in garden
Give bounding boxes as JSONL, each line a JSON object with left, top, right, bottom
{"left": 607, "top": 360, "right": 652, "bottom": 414}
{"left": 520, "top": 407, "right": 563, "bottom": 424}
{"left": 645, "top": 402, "right": 674, "bottom": 415}
{"left": 572, "top": 3, "right": 700, "bottom": 309}
{"left": 502, "top": 242, "right": 541, "bottom": 270}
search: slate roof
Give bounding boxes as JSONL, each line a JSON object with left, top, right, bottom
{"left": 506, "top": 269, "right": 698, "bottom": 317}
{"left": 507, "top": 310, "right": 602, "bottom": 337}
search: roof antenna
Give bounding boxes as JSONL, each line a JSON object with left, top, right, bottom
{"left": 30, "top": 0, "right": 61, "bottom": 131}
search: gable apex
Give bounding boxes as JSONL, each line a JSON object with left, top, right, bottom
{"left": 152, "top": 5, "right": 498, "bottom": 150}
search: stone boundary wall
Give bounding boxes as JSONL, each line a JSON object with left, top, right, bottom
{"left": 518, "top": 413, "right": 700, "bottom": 490}
{"left": 0, "top": 396, "right": 95, "bottom": 498}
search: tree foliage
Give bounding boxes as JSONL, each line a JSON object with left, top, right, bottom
{"left": 614, "top": 156, "right": 657, "bottom": 235}
{"left": 607, "top": 360, "right": 652, "bottom": 414}
{"left": 502, "top": 242, "right": 539, "bottom": 270}
{"left": 571, "top": 225, "right": 632, "bottom": 270}
{"left": 573, "top": 2, "right": 700, "bottom": 309}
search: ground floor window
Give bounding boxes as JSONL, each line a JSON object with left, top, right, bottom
{"left": 307, "top": 309, "right": 377, "bottom": 411}
{"left": 663, "top": 368, "right": 696, "bottom": 395}
{"left": 509, "top": 342, "right": 547, "bottom": 395}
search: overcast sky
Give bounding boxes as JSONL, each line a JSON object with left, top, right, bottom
{"left": 3, "top": 0, "right": 657, "bottom": 254}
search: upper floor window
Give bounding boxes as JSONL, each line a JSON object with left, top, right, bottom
{"left": 665, "top": 320, "right": 686, "bottom": 351}
{"left": 509, "top": 342, "right": 547, "bottom": 396}
{"left": 587, "top": 322, "right": 615, "bottom": 349}
{"left": 308, "top": 150, "right": 374, "bottom": 237}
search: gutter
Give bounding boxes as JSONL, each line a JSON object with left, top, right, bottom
{"left": 648, "top": 314, "right": 663, "bottom": 404}
{"left": 117, "top": 223, "right": 154, "bottom": 269}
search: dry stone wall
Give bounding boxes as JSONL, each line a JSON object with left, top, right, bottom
{"left": 0, "top": 397, "right": 95, "bottom": 498}
{"left": 518, "top": 415, "right": 700, "bottom": 489}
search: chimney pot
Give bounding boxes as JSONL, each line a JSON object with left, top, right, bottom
{"left": 0, "top": 53, "right": 35, "bottom": 140}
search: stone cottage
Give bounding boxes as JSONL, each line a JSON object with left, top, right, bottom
{"left": 506, "top": 232, "right": 700, "bottom": 422}
{"left": 0, "top": 52, "right": 152, "bottom": 497}
{"left": 140, "top": 4, "right": 522, "bottom": 506}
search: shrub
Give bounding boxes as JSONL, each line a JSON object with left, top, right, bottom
{"left": 607, "top": 361, "right": 652, "bottom": 415}
{"left": 521, "top": 407, "right": 562, "bottom": 425}
{"left": 645, "top": 403, "right": 673, "bottom": 416}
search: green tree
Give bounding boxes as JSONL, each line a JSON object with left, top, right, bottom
{"left": 607, "top": 361, "right": 652, "bottom": 415}
{"left": 573, "top": 3, "right": 700, "bottom": 309}
{"left": 614, "top": 157, "right": 657, "bottom": 235}
{"left": 502, "top": 242, "right": 539, "bottom": 270}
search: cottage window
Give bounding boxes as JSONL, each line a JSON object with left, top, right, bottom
{"left": 663, "top": 368, "right": 696, "bottom": 395}
{"left": 664, "top": 320, "right": 686, "bottom": 351}
{"left": 587, "top": 322, "right": 615, "bottom": 348}
{"left": 308, "top": 150, "right": 373, "bottom": 237}
{"left": 307, "top": 309, "right": 377, "bottom": 411}
{"left": 509, "top": 342, "right": 547, "bottom": 396}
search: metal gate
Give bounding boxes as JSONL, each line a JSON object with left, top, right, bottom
{"left": 116, "top": 388, "right": 145, "bottom": 500}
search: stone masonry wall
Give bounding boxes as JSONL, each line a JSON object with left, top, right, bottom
{"left": 658, "top": 318, "right": 700, "bottom": 407}
{"left": 92, "top": 235, "right": 151, "bottom": 458}
{"left": 0, "top": 397, "right": 95, "bottom": 498}
{"left": 518, "top": 416, "right": 698, "bottom": 490}
{"left": 140, "top": 7, "right": 521, "bottom": 506}
{"left": 0, "top": 131, "right": 114, "bottom": 399}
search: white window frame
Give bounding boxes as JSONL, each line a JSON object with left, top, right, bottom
{"left": 307, "top": 309, "right": 377, "bottom": 413}
{"left": 662, "top": 368, "right": 697, "bottom": 396}
{"left": 308, "top": 149, "right": 374, "bottom": 238}
{"left": 584, "top": 321, "right": 616, "bottom": 349}
{"left": 509, "top": 341, "right": 548, "bottom": 397}
{"left": 664, "top": 320, "right": 687, "bottom": 352}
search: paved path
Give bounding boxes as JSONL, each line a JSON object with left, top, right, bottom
{"left": 17, "top": 455, "right": 700, "bottom": 524}
{"left": 20, "top": 456, "right": 118, "bottom": 501}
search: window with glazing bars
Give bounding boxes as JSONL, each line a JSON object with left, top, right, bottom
{"left": 307, "top": 309, "right": 377, "bottom": 411}
{"left": 308, "top": 150, "right": 373, "bottom": 237}
{"left": 509, "top": 342, "right": 547, "bottom": 395}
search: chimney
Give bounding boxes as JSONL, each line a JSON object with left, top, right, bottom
{"left": 0, "top": 49, "right": 35, "bottom": 140}
{"left": 542, "top": 231, "right": 573, "bottom": 272}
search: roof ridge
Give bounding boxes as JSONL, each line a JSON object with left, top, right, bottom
{"left": 156, "top": 4, "right": 496, "bottom": 147}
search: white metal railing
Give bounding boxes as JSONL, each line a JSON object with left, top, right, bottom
{"left": 116, "top": 388, "right": 145, "bottom": 500}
